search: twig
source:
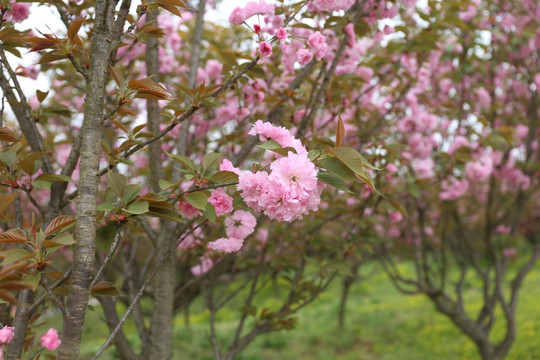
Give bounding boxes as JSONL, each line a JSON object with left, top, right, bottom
{"left": 91, "top": 226, "right": 123, "bottom": 288}
{"left": 91, "top": 221, "right": 207, "bottom": 360}
{"left": 28, "top": 267, "right": 72, "bottom": 315}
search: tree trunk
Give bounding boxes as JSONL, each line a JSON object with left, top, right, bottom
{"left": 57, "top": 1, "right": 115, "bottom": 358}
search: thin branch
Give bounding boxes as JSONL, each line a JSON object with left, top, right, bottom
{"left": 91, "top": 221, "right": 206, "bottom": 360}
{"left": 91, "top": 226, "right": 123, "bottom": 288}
{"left": 28, "top": 267, "right": 72, "bottom": 314}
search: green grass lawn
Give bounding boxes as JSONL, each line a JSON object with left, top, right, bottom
{"left": 77, "top": 262, "right": 540, "bottom": 360}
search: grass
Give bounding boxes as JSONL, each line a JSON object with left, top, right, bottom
{"left": 76, "top": 262, "right": 540, "bottom": 360}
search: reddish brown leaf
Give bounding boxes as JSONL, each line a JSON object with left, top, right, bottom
{"left": 91, "top": 281, "right": 121, "bottom": 296}
{"left": 44, "top": 215, "right": 76, "bottom": 236}
{"left": 68, "top": 17, "right": 86, "bottom": 41}
{"left": 0, "top": 193, "right": 16, "bottom": 213}
{"left": 0, "top": 228, "right": 27, "bottom": 243}
{"left": 0, "top": 290, "right": 18, "bottom": 304}
{"left": 336, "top": 113, "right": 345, "bottom": 147}
{"left": 0, "top": 127, "right": 18, "bottom": 142}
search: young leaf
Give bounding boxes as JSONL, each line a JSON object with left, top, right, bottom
{"left": 1, "top": 249, "right": 32, "bottom": 265}
{"left": 0, "top": 127, "right": 18, "bottom": 142}
{"left": 106, "top": 172, "right": 127, "bottom": 199}
{"left": 68, "top": 17, "right": 86, "bottom": 41}
{"left": 0, "top": 193, "right": 17, "bottom": 213}
{"left": 336, "top": 113, "right": 345, "bottom": 147}
{"left": 45, "top": 215, "right": 76, "bottom": 236}
{"left": 0, "top": 228, "right": 27, "bottom": 243}
{"left": 91, "top": 281, "right": 121, "bottom": 296}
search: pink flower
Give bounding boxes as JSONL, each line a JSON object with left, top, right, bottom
{"left": 308, "top": 31, "right": 327, "bottom": 59}
{"left": 238, "top": 171, "right": 269, "bottom": 212}
{"left": 191, "top": 257, "right": 213, "bottom": 276}
{"left": 220, "top": 159, "right": 241, "bottom": 175}
{"left": 253, "top": 24, "right": 261, "bottom": 33}
{"left": 178, "top": 201, "right": 202, "bottom": 219}
{"left": 40, "top": 328, "right": 61, "bottom": 351}
{"left": 229, "top": 7, "right": 247, "bottom": 25}
{"left": 503, "top": 248, "right": 516, "bottom": 257}
{"left": 0, "top": 326, "right": 14, "bottom": 346}
{"left": 344, "top": 23, "right": 355, "bottom": 47}
{"left": 225, "top": 210, "right": 257, "bottom": 240}
{"left": 275, "top": 28, "right": 287, "bottom": 40}
{"left": 229, "top": 1, "right": 275, "bottom": 25}
{"left": 414, "top": 158, "right": 435, "bottom": 180}
{"left": 296, "top": 49, "right": 313, "bottom": 66}
{"left": 390, "top": 211, "right": 403, "bottom": 222}
{"left": 208, "top": 188, "right": 234, "bottom": 216}
{"left": 207, "top": 237, "right": 244, "bottom": 253}
{"left": 244, "top": 0, "right": 275, "bottom": 17}
{"left": 439, "top": 177, "right": 469, "bottom": 200}
{"left": 465, "top": 155, "right": 493, "bottom": 182}
{"left": 269, "top": 153, "right": 318, "bottom": 198}
{"left": 10, "top": 3, "right": 31, "bottom": 23}
{"left": 386, "top": 163, "right": 398, "bottom": 174}
{"left": 258, "top": 41, "right": 272, "bottom": 57}
{"left": 311, "top": 0, "right": 355, "bottom": 12}
{"left": 248, "top": 120, "right": 307, "bottom": 155}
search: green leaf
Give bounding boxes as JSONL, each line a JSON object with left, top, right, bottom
{"left": 210, "top": 171, "right": 239, "bottom": 184}
{"left": 36, "top": 89, "right": 49, "bottom": 103}
{"left": 96, "top": 223, "right": 117, "bottom": 252}
{"left": 1, "top": 249, "right": 32, "bottom": 265}
{"left": 201, "top": 202, "right": 216, "bottom": 223}
{"left": 24, "top": 273, "right": 41, "bottom": 291}
{"left": 97, "top": 203, "right": 116, "bottom": 212}
{"left": 106, "top": 172, "right": 127, "bottom": 199}
{"left": 35, "top": 173, "right": 74, "bottom": 182}
{"left": 0, "top": 151, "right": 16, "bottom": 167}
{"left": 317, "top": 172, "right": 355, "bottom": 193}
{"left": 124, "top": 200, "right": 149, "bottom": 215}
{"left": 146, "top": 208, "right": 184, "bottom": 223}
{"left": 31, "top": 179, "right": 52, "bottom": 190}
{"left": 159, "top": 179, "right": 172, "bottom": 190}
{"left": 166, "top": 152, "right": 196, "bottom": 171}
{"left": 123, "top": 184, "right": 142, "bottom": 205}
{"left": 184, "top": 192, "right": 208, "bottom": 210}
{"left": 328, "top": 147, "right": 381, "bottom": 171}
{"left": 203, "top": 152, "right": 221, "bottom": 173}
{"left": 257, "top": 140, "right": 281, "bottom": 150}
{"left": 318, "top": 157, "right": 358, "bottom": 181}
{"left": 50, "top": 232, "right": 76, "bottom": 246}
{"left": 308, "top": 149, "right": 321, "bottom": 162}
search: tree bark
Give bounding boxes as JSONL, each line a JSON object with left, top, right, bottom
{"left": 57, "top": 1, "right": 116, "bottom": 358}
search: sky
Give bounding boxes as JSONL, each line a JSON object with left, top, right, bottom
{"left": 4, "top": 0, "right": 252, "bottom": 100}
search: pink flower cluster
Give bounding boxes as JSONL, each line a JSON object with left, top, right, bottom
{"left": 310, "top": 0, "right": 356, "bottom": 12}
{"left": 308, "top": 31, "right": 328, "bottom": 60}
{"left": 40, "top": 328, "right": 61, "bottom": 351}
{"left": 439, "top": 177, "right": 469, "bottom": 200}
{"left": 208, "top": 188, "right": 234, "bottom": 216}
{"left": 207, "top": 210, "right": 257, "bottom": 253}
{"left": 229, "top": 0, "right": 275, "bottom": 25}
{"left": 0, "top": 326, "right": 14, "bottom": 346}
{"left": 5, "top": 2, "right": 31, "bottom": 23}
{"left": 238, "top": 121, "right": 322, "bottom": 222}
